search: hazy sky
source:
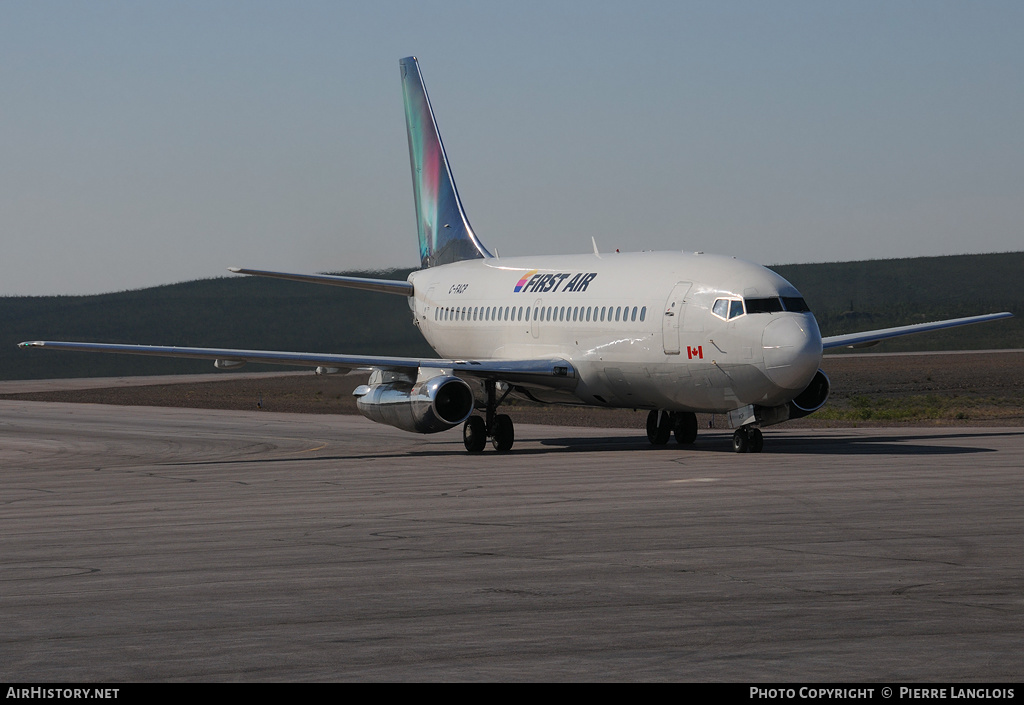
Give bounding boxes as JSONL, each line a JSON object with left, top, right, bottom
{"left": 3, "top": 1, "right": 1022, "bottom": 295}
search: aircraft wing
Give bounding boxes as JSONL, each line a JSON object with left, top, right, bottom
{"left": 18, "top": 341, "right": 576, "bottom": 389}
{"left": 821, "top": 312, "right": 1013, "bottom": 350}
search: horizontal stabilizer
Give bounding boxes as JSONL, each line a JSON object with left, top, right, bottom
{"left": 821, "top": 312, "right": 1013, "bottom": 350}
{"left": 228, "top": 267, "right": 413, "bottom": 296}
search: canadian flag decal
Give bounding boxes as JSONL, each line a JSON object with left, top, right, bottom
{"left": 687, "top": 345, "right": 703, "bottom": 360}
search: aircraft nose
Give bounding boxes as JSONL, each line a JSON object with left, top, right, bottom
{"left": 762, "top": 315, "right": 823, "bottom": 390}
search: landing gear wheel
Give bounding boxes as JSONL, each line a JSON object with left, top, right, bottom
{"left": 647, "top": 410, "right": 672, "bottom": 445}
{"left": 732, "top": 427, "right": 764, "bottom": 453}
{"left": 491, "top": 414, "right": 514, "bottom": 452}
{"left": 463, "top": 416, "right": 486, "bottom": 453}
{"left": 732, "top": 429, "right": 749, "bottom": 453}
{"left": 673, "top": 412, "right": 698, "bottom": 445}
{"left": 749, "top": 427, "right": 764, "bottom": 453}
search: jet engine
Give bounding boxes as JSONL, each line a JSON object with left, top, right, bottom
{"left": 787, "top": 369, "right": 830, "bottom": 420}
{"left": 751, "top": 369, "right": 831, "bottom": 426}
{"left": 354, "top": 374, "right": 475, "bottom": 434}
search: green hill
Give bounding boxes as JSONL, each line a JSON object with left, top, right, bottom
{"left": 770, "top": 252, "right": 1022, "bottom": 352}
{"left": 1, "top": 254, "right": 1020, "bottom": 380}
{"left": 1, "top": 270, "right": 433, "bottom": 380}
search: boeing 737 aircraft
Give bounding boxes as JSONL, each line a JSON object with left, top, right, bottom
{"left": 21, "top": 57, "right": 1012, "bottom": 453}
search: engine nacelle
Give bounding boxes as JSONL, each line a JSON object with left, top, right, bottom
{"left": 787, "top": 369, "right": 830, "bottom": 420}
{"left": 752, "top": 369, "right": 831, "bottom": 426}
{"left": 353, "top": 374, "right": 475, "bottom": 434}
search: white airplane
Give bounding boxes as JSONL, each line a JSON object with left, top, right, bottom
{"left": 21, "top": 57, "right": 1012, "bottom": 453}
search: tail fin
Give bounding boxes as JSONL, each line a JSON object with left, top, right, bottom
{"left": 400, "top": 56, "right": 492, "bottom": 268}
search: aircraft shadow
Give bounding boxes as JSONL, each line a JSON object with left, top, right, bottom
{"left": 535, "top": 429, "right": 1022, "bottom": 456}
{"left": 158, "top": 429, "right": 1020, "bottom": 465}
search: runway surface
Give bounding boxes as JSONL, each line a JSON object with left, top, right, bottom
{"left": 2, "top": 400, "right": 1022, "bottom": 681}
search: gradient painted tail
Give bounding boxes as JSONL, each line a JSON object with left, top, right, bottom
{"left": 401, "top": 56, "right": 492, "bottom": 269}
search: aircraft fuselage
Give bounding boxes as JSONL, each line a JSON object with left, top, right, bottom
{"left": 410, "top": 250, "right": 823, "bottom": 413}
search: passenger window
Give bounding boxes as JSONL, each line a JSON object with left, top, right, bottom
{"left": 631, "top": 306, "right": 637, "bottom": 322}
{"left": 640, "top": 306, "right": 647, "bottom": 322}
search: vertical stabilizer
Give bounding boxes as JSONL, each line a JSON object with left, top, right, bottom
{"left": 401, "top": 56, "right": 492, "bottom": 268}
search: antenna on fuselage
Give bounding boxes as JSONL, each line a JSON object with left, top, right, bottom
{"left": 591, "top": 236, "right": 602, "bottom": 258}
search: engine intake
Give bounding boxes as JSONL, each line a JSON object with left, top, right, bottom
{"left": 787, "top": 369, "right": 830, "bottom": 419}
{"left": 354, "top": 374, "right": 475, "bottom": 434}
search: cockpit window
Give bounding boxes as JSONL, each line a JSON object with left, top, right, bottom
{"left": 782, "top": 296, "right": 810, "bottom": 312}
{"left": 713, "top": 298, "right": 746, "bottom": 320}
{"left": 745, "top": 297, "right": 784, "bottom": 314}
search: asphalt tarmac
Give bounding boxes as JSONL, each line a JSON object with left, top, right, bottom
{"left": 2, "top": 400, "right": 1022, "bottom": 681}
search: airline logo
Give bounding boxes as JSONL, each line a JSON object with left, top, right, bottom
{"left": 513, "top": 271, "right": 598, "bottom": 294}
{"left": 513, "top": 270, "right": 538, "bottom": 292}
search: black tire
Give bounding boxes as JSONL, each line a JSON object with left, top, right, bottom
{"left": 673, "top": 412, "right": 698, "bottom": 445}
{"left": 646, "top": 410, "right": 672, "bottom": 445}
{"left": 732, "top": 429, "right": 750, "bottom": 453}
{"left": 491, "top": 414, "right": 514, "bottom": 452}
{"left": 463, "top": 416, "right": 486, "bottom": 453}
{"left": 750, "top": 427, "right": 764, "bottom": 453}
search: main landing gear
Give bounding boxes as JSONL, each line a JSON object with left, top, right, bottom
{"left": 732, "top": 426, "right": 764, "bottom": 453}
{"left": 463, "top": 380, "right": 515, "bottom": 453}
{"left": 646, "top": 410, "right": 698, "bottom": 446}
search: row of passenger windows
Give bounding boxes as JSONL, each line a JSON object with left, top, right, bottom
{"left": 434, "top": 304, "right": 648, "bottom": 324}
{"left": 712, "top": 296, "right": 810, "bottom": 320}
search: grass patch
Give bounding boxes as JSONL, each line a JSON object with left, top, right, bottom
{"left": 816, "top": 394, "right": 1021, "bottom": 422}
